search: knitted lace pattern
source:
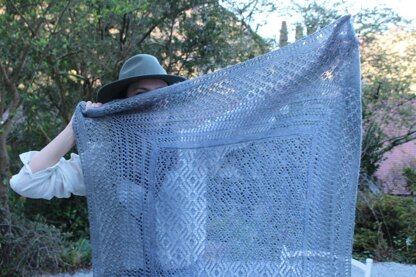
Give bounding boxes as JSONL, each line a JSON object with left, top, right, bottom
{"left": 73, "top": 15, "right": 362, "bottom": 277}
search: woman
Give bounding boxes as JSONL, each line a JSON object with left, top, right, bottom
{"left": 10, "top": 54, "right": 186, "bottom": 199}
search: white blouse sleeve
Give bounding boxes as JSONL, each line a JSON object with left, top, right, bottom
{"left": 9, "top": 151, "right": 86, "bottom": 200}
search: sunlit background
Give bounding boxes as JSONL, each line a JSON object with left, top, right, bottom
{"left": 231, "top": 0, "right": 416, "bottom": 42}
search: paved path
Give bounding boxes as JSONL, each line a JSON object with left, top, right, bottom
{"left": 352, "top": 262, "right": 416, "bottom": 277}
{"left": 40, "top": 262, "right": 416, "bottom": 276}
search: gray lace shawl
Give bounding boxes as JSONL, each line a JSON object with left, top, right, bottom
{"left": 73, "top": 15, "right": 362, "bottom": 277}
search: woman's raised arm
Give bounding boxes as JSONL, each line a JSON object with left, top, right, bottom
{"left": 28, "top": 101, "right": 102, "bottom": 173}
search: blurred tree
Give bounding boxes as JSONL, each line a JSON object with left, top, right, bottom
{"left": 290, "top": 0, "right": 404, "bottom": 39}
{"left": 360, "top": 27, "right": 416, "bottom": 176}
{"left": 291, "top": 0, "right": 343, "bottom": 35}
{"left": 0, "top": 0, "right": 74, "bottom": 235}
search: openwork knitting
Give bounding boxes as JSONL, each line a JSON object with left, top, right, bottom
{"left": 73, "top": 15, "right": 362, "bottom": 277}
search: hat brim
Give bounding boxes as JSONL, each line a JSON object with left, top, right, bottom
{"left": 96, "top": 74, "right": 186, "bottom": 103}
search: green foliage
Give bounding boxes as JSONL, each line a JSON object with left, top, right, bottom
{"left": 403, "top": 167, "right": 416, "bottom": 193}
{"left": 2, "top": 0, "right": 272, "bottom": 135}
{"left": 354, "top": 193, "right": 416, "bottom": 263}
{"left": 360, "top": 121, "right": 386, "bottom": 177}
{"left": 61, "top": 238, "right": 92, "bottom": 266}
{"left": 22, "top": 196, "right": 90, "bottom": 241}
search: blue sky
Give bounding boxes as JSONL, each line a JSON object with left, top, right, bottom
{"left": 250, "top": 0, "right": 416, "bottom": 41}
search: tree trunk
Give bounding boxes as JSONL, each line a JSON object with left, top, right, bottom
{"left": 0, "top": 134, "right": 11, "bottom": 236}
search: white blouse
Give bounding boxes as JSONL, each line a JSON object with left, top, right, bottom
{"left": 9, "top": 151, "right": 86, "bottom": 200}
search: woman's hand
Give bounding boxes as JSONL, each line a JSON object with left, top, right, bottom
{"left": 68, "top": 101, "right": 103, "bottom": 128}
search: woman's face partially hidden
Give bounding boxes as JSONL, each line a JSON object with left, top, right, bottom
{"left": 126, "top": 78, "right": 168, "bottom": 98}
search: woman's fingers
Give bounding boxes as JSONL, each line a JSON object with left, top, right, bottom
{"left": 85, "top": 101, "right": 102, "bottom": 110}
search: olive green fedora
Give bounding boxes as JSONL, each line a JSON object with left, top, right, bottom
{"left": 96, "top": 54, "right": 186, "bottom": 103}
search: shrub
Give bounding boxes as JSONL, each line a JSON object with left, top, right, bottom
{"left": 1, "top": 194, "right": 92, "bottom": 277}
{"left": 61, "top": 238, "right": 92, "bottom": 266}
{"left": 22, "top": 195, "right": 90, "bottom": 242}
{"left": 403, "top": 167, "right": 416, "bottom": 194}
{"left": 0, "top": 211, "right": 69, "bottom": 277}
{"left": 353, "top": 193, "right": 416, "bottom": 263}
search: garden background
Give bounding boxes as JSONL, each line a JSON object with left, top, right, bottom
{"left": 0, "top": 0, "right": 415, "bottom": 276}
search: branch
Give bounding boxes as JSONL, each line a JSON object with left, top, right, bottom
{"left": 0, "top": 62, "right": 12, "bottom": 87}
{"left": 34, "top": 114, "right": 51, "bottom": 141}
{"left": 51, "top": 65, "right": 70, "bottom": 123}
{"left": 7, "top": 0, "right": 37, "bottom": 37}
{"left": 45, "top": 88, "right": 66, "bottom": 122}
{"left": 176, "top": 52, "right": 190, "bottom": 75}
{"left": 11, "top": 44, "right": 31, "bottom": 84}
{"left": 137, "top": 21, "right": 162, "bottom": 46}
{"left": 56, "top": 50, "right": 81, "bottom": 61}
{"left": 380, "top": 129, "right": 416, "bottom": 153}
{"left": 137, "top": 5, "right": 192, "bottom": 46}
{"left": 2, "top": 97, "right": 22, "bottom": 135}
{"left": 119, "top": 13, "right": 131, "bottom": 53}
{"left": 51, "top": 0, "right": 72, "bottom": 35}
{"left": 0, "top": 60, "right": 20, "bottom": 135}
{"left": 166, "top": 16, "right": 176, "bottom": 72}
{"left": 9, "top": 1, "right": 51, "bottom": 84}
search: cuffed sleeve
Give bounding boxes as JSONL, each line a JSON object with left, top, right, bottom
{"left": 9, "top": 151, "right": 86, "bottom": 200}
